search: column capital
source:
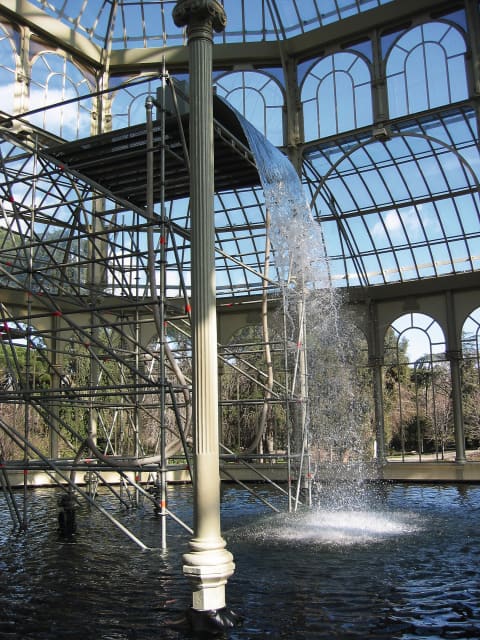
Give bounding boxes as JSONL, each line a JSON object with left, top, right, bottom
{"left": 446, "top": 349, "right": 463, "bottom": 362}
{"left": 368, "top": 355, "right": 384, "bottom": 367}
{"left": 173, "top": 0, "right": 227, "bottom": 33}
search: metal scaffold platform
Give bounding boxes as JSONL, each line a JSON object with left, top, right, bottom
{"left": 0, "top": 75, "right": 311, "bottom": 547}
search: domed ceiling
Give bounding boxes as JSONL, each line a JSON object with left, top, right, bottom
{"left": 0, "top": 0, "right": 478, "bottom": 293}
{"left": 23, "top": 0, "right": 395, "bottom": 49}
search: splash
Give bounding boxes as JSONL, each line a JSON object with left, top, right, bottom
{"left": 232, "top": 507, "right": 423, "bottom": 547}
{"left": 275, "top": 509, "right": 422, "bottom": 545}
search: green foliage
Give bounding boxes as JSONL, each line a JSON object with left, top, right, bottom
{"left": 462, "top": 353, "right": 480, "bottom": 448}
{"left": 220, "top": 322, "right": 287, "bottom": 452}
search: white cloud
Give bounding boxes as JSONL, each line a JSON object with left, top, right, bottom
{"left": 0, "top": 80, "right": 15, "bottom": 115}
{"left": 372, "top": 206, "right": 429, "bottom": 242}
{"left": 384, "top": 209, "right": 402, "bottom": 233}
{"left": 28, "top": 86, "right": 91, "bottom": 139}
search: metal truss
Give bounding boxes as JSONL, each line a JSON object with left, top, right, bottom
{"left": 0, "top": 85, "right": 308, "bottom": 545}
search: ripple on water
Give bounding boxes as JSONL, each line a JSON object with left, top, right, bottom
{"left": 1, "top": 484, "right": 480, "bottom": 639}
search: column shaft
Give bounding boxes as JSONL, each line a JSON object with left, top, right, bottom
{"left": 173, "top": 0, "right": 234, "bottom": 615}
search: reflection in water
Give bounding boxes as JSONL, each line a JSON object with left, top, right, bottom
{"left": 0, "top": 483, "right": 480, "bottom": 639}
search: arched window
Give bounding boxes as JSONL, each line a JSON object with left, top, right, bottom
{"left": 461, "top": 308, "right": 480, "bottom": 449}
{"left": 462, "top": 307, "right": 480, "bottom": 358}
{"left": 301, "top": 51, "right": 372, "bottom": 141}
{"left": 384, "top": 313, "right": 451, "bottom": 460}
{"left": 110, "top": 76, "right": 161, "bottom": 129}
{"left": 0, "top": 24, "right": 18, "bottom": 116}
{"left": 388, "top": 312, "right": 445, "bottom": 364}
{"left": 386, "top": 21, "right": 468, "bottom": 118}
{"left": 214, "top": 71, "right": 284, "bottom": 146}
{"left": 29, "top": 52, "right": 93, "bottom": 139}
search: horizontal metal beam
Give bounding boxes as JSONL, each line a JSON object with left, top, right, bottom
{"left": 2, "top": 0, "right": 458, "bottom": 73}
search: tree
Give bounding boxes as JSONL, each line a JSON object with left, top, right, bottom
{"left": 383, "top": 328, "right": 411, "bottom": 454}
{"left": 462, "top": 343, "right": 480, "bottom": 448}
{"left": 220, "top": 323, "right": 287, "bottom": 453}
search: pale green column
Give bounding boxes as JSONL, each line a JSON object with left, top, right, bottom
{"left": 445, "top": 291, "right": 466, "bottom": 464}
{"left": 368, "top": 302, "right": 386, "bottom": 464}
{"left": 172, "top": 0, "right": 235, "bottom": 615}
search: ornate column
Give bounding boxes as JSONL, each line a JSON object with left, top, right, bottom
{"left": 446, "top": 348, "right": 466, "bottom": 464}
{"left": 173, "top": 1, "right": 238, "bottom": 632}
{"left": 445, "top": 291, "right": 466, "bottom": 464}
{"left": 368, "top": 302, "right": 386, "bottom": 465}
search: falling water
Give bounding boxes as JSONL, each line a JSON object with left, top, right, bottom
{"left": 232, "top": 104, "right": 376, "bottom": 507}
{"left": 234, "top": 110, "right": 329, "bottom": 288}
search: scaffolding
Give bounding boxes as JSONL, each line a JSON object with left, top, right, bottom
{"left": 0, "top": 72, "right": 311, "bottom": 547}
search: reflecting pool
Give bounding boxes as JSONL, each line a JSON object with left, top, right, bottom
{"left": 1, "top": 482, "right": 479, "bottom": 639}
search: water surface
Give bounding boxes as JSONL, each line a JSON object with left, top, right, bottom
{"left": 1, "top": 483, "right": 480, "bottom": 639}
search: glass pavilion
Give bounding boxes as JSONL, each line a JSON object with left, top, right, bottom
{"left": 0, "top": 0, "right": 479, "bottom": 524}
{"left": 1, "top": 0, "right": 478, "bottom": 291}
{"left": 0, "top": 0, "right": 479, "bottom": 629}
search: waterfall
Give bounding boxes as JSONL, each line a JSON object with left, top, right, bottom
{"left": 233, "top": 109, "right": 328, "bottom": 289}
{"left": 225, "top": 101, "right": 375, "bottom": 505}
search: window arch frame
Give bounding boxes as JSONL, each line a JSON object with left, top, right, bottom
{"left": 109, "top": 74, "right": 164, "bottom": 131}
{"left": 28, "top": 49, "right": 94, "bottom": 140}
{"left": 384, "top": 19, "right": 469, "bottom": 119}
{"left": 213, "top": 69, "right": 285, "bottom": 146}
{"left": 301, "top": 50, "right": 373, "bottom": 141}
{"left": 0, "top": 22, "right": 20, "bottom": 117}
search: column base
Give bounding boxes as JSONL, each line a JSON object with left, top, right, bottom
{"left": 186, "top": 606, "right": 243, "bottom": 635}
{"left": 183, "top": 539, "right": 235, "bottom": 611}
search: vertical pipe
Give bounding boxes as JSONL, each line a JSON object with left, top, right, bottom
{"left": 22, "top": 134, "right": 39, "bottom": 530}
{"left": 281, "top": 287, "right": 293, "bottom": 512}
{"left": 159, "top": 61, "right": 168, "bottom": 551}
{"left": 293, "top": 289, "right": 308, "bottom": 511}
{"left": 87, "top": 207, "right": 103, "bottom": 498}
{"left": 134, "top": 310, "right": 140, "bottom": 504}
{"left": 145, "top": 93, "right": 168, "bottom": 548}
{"left": 298, "top": 289, "right": 310, "bottom": 507}
{"left": 49, "top": 316, "right": 60, "bottom": 460}
{"left": 173, "top": 1, "right": 237, "bottom": 628}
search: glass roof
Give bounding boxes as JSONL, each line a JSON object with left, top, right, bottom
{"left": 0, "top": 0, "right": 478, "bottom": 297}
{"left": 27, "top": 0, "right": 395, "bottom": 48}
{"left": 305, "top": 106, "right": 480, "bottom": 286}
